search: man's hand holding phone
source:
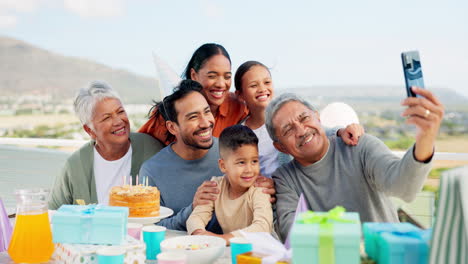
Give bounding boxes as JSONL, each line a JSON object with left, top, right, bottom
{"left": 400, "top": 51, "right": 444, "bottom": 162}
{"left": 401, "top": 86, "right": 444, "bottom": 162}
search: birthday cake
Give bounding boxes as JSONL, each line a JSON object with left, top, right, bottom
{"left": 109, "top": 185, "right": 160, "bottom": 217}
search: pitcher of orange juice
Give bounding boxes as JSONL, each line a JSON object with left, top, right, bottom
{"left": 8, "top": 188, "right": 54, "bottom": 263}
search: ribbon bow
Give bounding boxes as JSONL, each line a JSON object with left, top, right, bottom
{"left": 298, "top": 206, "right": 354, "bottom": 225}
{"left": 389, "top": 229, "right": 432, "bottom": 246}
{"left": 297, "top": 206, "right": 355, "bottom": 264}
{"left": 66, "top": 204, "right": 102, "bottom": 215}
{"left": 81, "top": 205, "right": 96, "bottom": 215}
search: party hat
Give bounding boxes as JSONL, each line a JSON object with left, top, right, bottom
{"left": 284, "top": 193, "right": 309, "bottom": 249}
{"left": 0, "top": 198, "right": 13, "bottom": 252}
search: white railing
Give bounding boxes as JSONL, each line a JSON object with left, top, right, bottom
{"left": 1, "top": 137, "right": 465, "bottom": 229}
{"left": 392, "top": 151, "right": 468, "bottom": 161}
{"left": 0, "top": 137, "right": 87, "bottom": 148}
{"left": 2, "top": 137, "right": 468, "bottom": 161}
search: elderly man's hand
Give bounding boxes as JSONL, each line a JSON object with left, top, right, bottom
{"left": 255, "top": 176, "right": 276, "bottom": 203}
{"left": 337, "top": 123, "right": 365, "bottom": 146}
{"left": 401, "top": 87, "right": 444, "bottom": 162}
{"left": 192, "top": 180, "right": 219, "bottom": 209}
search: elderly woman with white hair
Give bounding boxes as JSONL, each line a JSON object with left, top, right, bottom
{"left": 49, "top": 81, "right": 164, "bottom": 209}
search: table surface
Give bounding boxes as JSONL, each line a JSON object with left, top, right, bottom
{"left": 0, "top": 229, "right": 233, "bottom": 264}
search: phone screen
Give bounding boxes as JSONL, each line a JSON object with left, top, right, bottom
{"left": 402, "top": 51, "right": 425, "bottom": 97}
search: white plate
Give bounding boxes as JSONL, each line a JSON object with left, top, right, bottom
{"left": 128, "top": 206, "right": 173, "bottom": 224}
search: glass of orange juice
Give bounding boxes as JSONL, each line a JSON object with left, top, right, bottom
{"left": 8, "top": 188, "right": 54, "bottom": 263}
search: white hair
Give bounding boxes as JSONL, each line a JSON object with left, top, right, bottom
{"left": 73, "top": 81, "right": 121, "bottom": 130}
{"left": 265, "top": 93, "right": 316, "bottom": 142}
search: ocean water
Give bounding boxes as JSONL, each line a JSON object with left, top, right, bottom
{"left": 0, "top": 145, "right": 70, "bottom": 214}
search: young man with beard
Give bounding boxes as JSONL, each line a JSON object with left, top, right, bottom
{"left": 139, "top": 80, "right": 274, "bottom": 231}
{"left": 141, "top": 80, "right": 364, "bottom": 231}
{"left": 266, "top": 88, "right": 444, "bottom": 242}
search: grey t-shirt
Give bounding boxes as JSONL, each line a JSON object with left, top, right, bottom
{"left": 273, "top": 134, "right": 432, "bottom": 241}
{"left": 139, "top": 138, "right": 222, "bottom": 231}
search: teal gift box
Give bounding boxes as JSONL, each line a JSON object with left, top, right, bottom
{"left": 363, "top": 223, "right": 431, "bottom": 264}
{"left": 363, "top": 223, "right": 420, "bottom": 261}
{"left": 291, "top": 206, "right": 361, "bottom": 264}
{"left": 52, "top": 205, "right": 128, "bottom": 245}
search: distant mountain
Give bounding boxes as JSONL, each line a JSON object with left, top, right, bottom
{"left": 0, "top": 36, "right": 161, "bottom": 104}
{"left": 281, "top": 85, "right": 468, "bottom": 112}
{"left": 1, "top": 36, "right": 466, "bottom": 112}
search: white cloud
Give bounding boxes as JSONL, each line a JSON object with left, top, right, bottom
{"left": 0, "top": 0, "right": 44, "bottom": 13}
{"left": 0, "top": 14, "right": 17, "bottom": 28}
{"left": 0, "top": 0, "right": 49, "bottom": 28}
{"left": 199, "top": 0, "right": 224, "bottom": 19}
{"left": 64, "top": 0, "right": 124, "bottom": 18}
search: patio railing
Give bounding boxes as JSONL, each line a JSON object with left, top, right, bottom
{"left": 1, "top": 137, "right": 467, "bottom": 229}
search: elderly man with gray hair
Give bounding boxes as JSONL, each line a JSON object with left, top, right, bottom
{"left": 266, "top": 88, "right": 444, "bottom": 241}
{"left": 49, "top": 81, "right": 164, "bottom": 209}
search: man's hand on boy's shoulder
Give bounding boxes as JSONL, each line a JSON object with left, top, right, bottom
{"left": 193, "top": 180, "right": 219, "bottom": 209}
{"left": 337, "top": 123, "right": 365, "bottom": 146}
{"left": 255, "top": 176, "right": 276, "bottom": 204}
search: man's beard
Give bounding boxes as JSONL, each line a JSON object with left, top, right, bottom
{"left": 181, "top": 136, "right": 213, "bottom": 150}
{"left": 181, "top": 127, "right": 214, "bottom": 150}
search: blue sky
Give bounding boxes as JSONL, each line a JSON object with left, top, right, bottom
{"left": 1, "top": 0, "right": 467, "bottom": 97}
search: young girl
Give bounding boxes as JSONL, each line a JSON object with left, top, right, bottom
{"left": 139, "top": 43, "right": 248, "bottom": 145}
{"left": 234, "top": 61, "right": 365, "bottom": 177}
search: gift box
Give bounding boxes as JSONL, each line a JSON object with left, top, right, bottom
{"left": 237, "top": 252, "right": 290, "bottom": 264}
{"left": 52, "top": 235, "right": 145, "bottom": 264}
{"left": 291, "top": 206, "right": 361, "bottom": 264}
{"left": 377, "top": 228, "right": 431, "bottom": 264}
{"left": 363, "top": 222, "right": 420, "bottom": 261}
{"left": 239, "top": 231, "right": 292, "bottom": 264}
{"left": 52, "top": 205, "right": 128, "bottom": 245}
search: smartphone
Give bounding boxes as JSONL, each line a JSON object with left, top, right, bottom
{"left": 401, "top": 50, "right": 425, "bottom": 97}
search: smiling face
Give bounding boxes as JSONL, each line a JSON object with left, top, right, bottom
{"left": 170, "top": 91, "right": 215, "bottom": 150}
{"left": 272, "top": 100, "right": 329, "bottom": 166}
{"left": 86, "top": 98, "right": 130, "bottom": 147}
{"left": 219, "top": 144, "right": 260, "bottom": 192}
{"left": 238, "top": 65, "right": 274, "bottom": 110}
{"left": 190, "top": 54, "right": 232, "bottom": 111}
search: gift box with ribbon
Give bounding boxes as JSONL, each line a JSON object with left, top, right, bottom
{"left": 291, "top": 206, "right": 361, "bottom": 264}
{"left": 52, "top": 235, "right": 145, "bottom": 264}
{"left": 52, "top": 205, "right": 128, "bottom": 245}
{"left": 363, "top": 222, "right": 431, "bottom": 264}
{"left": 363, "top": 222, "right": 420, "bottom": 262}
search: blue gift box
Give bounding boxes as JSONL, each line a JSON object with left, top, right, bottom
{"left": 291, "top": 207, "right": 361, "bottom": 264}
{"left": 52, "top": 205, "right": 128, "bottom": 245}
{"left": 363, "top": 223, "right": 420, "bottom": 261}
{"left": 363, "top": 223, "right": 431, "bottom": 264}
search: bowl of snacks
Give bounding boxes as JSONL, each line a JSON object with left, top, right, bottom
{"left": 160, "top": 235, "right": 226, "bottom": 264}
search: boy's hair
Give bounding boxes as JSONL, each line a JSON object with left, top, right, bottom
{"left": 219, "top": 125, "right": 259, "bottom": 158}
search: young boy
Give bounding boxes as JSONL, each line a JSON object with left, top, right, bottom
{"left": 186, "top": 125, "right": 273, "bottom": 244}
